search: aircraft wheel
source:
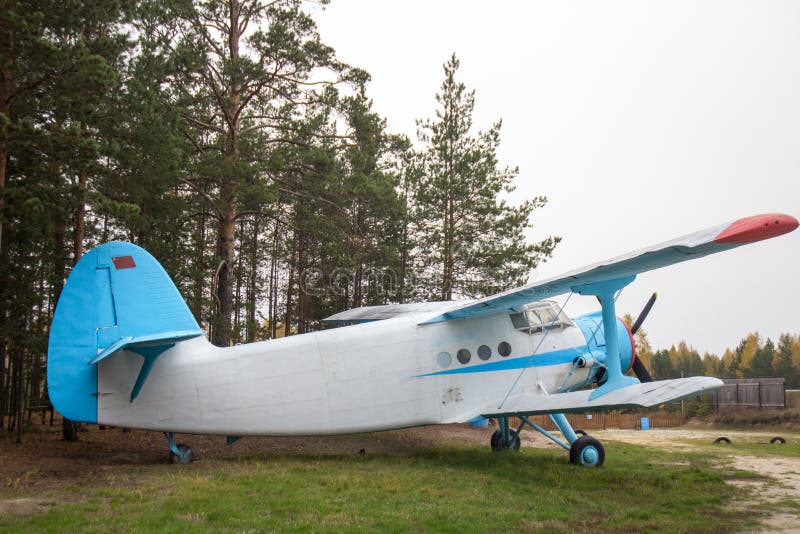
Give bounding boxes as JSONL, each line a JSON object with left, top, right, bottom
{"left": 169, "top": 444, "right": 194, "bottom": 464}
{"left": 770, "top": 436, "right": 786, "bottom": 444}
{"left": 490, "top": 430, "right": 521, "bottom": 452}
{"left": 569, "top": 435, "right": 604, "bottom": 467}
{"left": 574, "top": 429, "right": 587, "bottom": 437}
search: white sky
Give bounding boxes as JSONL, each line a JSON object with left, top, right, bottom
{"left": 314, "top": 0, "right": 800, "bottom": 356}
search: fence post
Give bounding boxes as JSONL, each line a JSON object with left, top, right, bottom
{"left": 757, "top": 381, "right": 761, "bottom": 410}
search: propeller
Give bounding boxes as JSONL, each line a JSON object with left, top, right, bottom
{"left": 630, "top": 292, "right": 657, "bottom": 383}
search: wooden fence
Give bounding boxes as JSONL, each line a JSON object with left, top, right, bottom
{"left": 712, "top": 378, "right": 785, "bottom": 411}
{"left": 509, "top": 411, "right": 687, "bottom": 431}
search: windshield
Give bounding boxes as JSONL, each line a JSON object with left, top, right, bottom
{"left": 509, "top": 301, "right": 572, "bottom": 334}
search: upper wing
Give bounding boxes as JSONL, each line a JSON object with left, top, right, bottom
{"left": 322, "top": 301, "right": 454, "bottom": 324}
{"left": 479, "top": 377, "right": 723, "bottom": 418}
{"left": 423, "top": 213, "right": 797, "bottom": 323}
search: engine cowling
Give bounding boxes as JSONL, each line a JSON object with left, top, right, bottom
{"left": 571, "top": 311, "right": 636, "bottom": 384}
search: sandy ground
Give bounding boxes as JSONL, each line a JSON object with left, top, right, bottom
{"left": 592, "top": 428, "right": 800, "bottom": 533}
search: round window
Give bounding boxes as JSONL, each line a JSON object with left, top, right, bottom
{"left": 436, "top": 351, "right": 452, "bottom": 368}
{"left": 457, "top": 348, "right": 471, "bottom": 364}
{"left": 498, "top": 341, "right": 512, "bottom": 357}
{"left": 477, "top": 345, "right": 491, "bottom": 360}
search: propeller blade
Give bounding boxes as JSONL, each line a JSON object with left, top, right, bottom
{"left": 632, "top": 356, "right": 654, "bottom": 383}
{"left": 630, "top": 292, "right": 657, "bottom": 335}
{"left": 628, "top": 292, "right": 657, "bottom": 382}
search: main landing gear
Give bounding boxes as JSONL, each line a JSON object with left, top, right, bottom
{"left": 490, "top": 414, "right": 605, "bottom": 467}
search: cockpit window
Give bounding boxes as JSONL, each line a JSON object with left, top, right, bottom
{"left": 509, "top": 301, "right": 573, "bottom": 334}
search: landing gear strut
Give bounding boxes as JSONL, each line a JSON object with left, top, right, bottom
{"left": 489, "top": 413, "right": 604, "bottom": 467}
{"left": 490, "top": 417, "right": 521, "bottom": 451}
{"left": 166, "top": 432, "right": 193, "bottom": 464}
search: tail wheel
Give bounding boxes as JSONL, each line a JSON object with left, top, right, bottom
{"left": 169, "top": 444, "right": 194, "bottom": 464}
{"left": 569, "top": 435, "right": 605, "bottom": 467}
{"left": 490, "top": 429, "right": 521, "bottom": 452}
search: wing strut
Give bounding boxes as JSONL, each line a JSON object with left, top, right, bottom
{"left": 573, "top": 275, "right": 639, "bottom": 399}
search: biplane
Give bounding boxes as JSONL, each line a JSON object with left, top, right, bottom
{"left": 48, "top": 213, "right": 798, "bottom": 464}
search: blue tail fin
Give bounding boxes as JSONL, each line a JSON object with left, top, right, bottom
{"left": 47, "top": 242, "right": 203, "bottom": 423}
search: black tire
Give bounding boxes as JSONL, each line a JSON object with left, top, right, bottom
{"left": 490, "top": 429, "right": 521, "bottom": 452}
{"left": 713, "top": 436, "right": 731, "bottom": 444}
{"left": 574, "top": 429, "right": 587, "bottom": 437}
{"left": 569, "top": 435, "right": 604, "bottom": 467}
{"left": 770, "top": 436, "right": 786, "bottom": 444}
{"left": 169, "top": 444, "right": 194, "bottom": 464}
{"left": 490, "top": 429, "right": 502, "bottom": 451}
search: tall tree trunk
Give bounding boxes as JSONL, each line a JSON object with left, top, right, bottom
{"left": 53, "top": 214, "right": 78, "bottom": 441}
{"left": 0, "top": 242, "right": 6, "bottom": 427}
{"left": 192, "top": 193, "right": 208, "bottom": 322}
{"left": 284, "top": 230, "right": 297, "bottom": 337}
{"left": 246, "top": 219, "right": 259, "bottom": 343}
{"left": 0, "top": 66, "right": 8, "bottom": 257}
{"left": 296, "top": 235, "right": 306, "bottom": 334}
{"left": 233, "top": 219, "right": 244, "bottom": 344}
{"left": 213, "top": 191, "right": 236, "bottom": 346}
{"left": 268, "top": 224, "right": 276, "bottom": 339}
{"left": 0, "top": 140, "right": 6, "bottom": 256}
{"left": 0, "top": 330, "right": 5, "bottom": 430}
{"left": 73, "top": 123, "right": 88, "bottom": 262}
{"left": 211, "top": 0, "right": 243, "bottom": 347}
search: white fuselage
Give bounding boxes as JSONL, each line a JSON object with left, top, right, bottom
{"left": 98, "top": 312, "right": 590, "bottom": 435}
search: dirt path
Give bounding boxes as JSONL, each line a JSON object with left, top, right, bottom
{"left": 727, "top": 455, "right": 800, "bottom": 533}
{"left": 592, "top": 428, "right": 800, "bottom": 532}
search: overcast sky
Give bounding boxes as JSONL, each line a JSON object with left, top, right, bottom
{"left": 314, "top": 0, "right": 800, "bottom": 356}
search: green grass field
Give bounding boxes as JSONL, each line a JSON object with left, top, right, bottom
{"left": 0, "top": 438, "right": 761, "bottom": 533}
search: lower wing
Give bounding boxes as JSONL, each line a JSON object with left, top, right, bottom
{"left": 480, "top": 377, "right": 722, "bottom": 418}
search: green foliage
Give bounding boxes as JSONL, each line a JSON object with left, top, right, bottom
{"left": 649, "top": 331, "right": 800, "bottom": 386}
{"left": 0, "top": 3, "right": 559, "bottom": 427}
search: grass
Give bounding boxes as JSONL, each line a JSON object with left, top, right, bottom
{"left": 0, "top": 440, "right": 756, "bottom": 533}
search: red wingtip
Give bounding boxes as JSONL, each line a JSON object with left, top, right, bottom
{"left": 714, "top": 213, "right": 799, "bottom": 244}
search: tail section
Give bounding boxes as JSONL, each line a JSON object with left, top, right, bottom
{"left": 47, "top": 242, "right": 203, "bottom": 423}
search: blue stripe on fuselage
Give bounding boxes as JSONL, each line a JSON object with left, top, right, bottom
{"left": 416, "top": 345, "right": 587, "bottom": 377}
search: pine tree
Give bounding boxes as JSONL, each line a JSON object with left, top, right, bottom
{"left": 650, "top": 349, "right": 676, "bottom": 380}
{"left": 747, "top": 338, "right": 775, "bottom": 378}
{"left": 411, "top": 54, "right": 559, "bottom": 300}
{"left": 775, "top": 333, "right": 796, "bottom": 387}
{"left": 146, "top": 0, "right": 364, "bottom": 345}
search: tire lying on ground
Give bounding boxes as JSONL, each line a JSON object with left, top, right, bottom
{"left": 713, "top": 436, "right": 731, "bottom": 444}
{"left": 770, "top": 436, "right": 786, "bottom": 444}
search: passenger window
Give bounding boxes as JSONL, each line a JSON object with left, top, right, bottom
{"left": 498, "top": 342, "right": 512, "bottom": 357}
{"left": 477, "top": 345, "right": 491, "bottom": 360}
{"left": 457, "top": 348, "right": 471, "bottom": 364}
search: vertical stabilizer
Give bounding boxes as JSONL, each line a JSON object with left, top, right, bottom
{"left": 47, "top": 242, "right": 202, "bottom": 422}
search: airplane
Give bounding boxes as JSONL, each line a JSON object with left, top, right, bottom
{"left": 47, "top": 213, "right": 798, "bottom": 465}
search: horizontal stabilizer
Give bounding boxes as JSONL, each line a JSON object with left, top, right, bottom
{"left": 89, "top": 330, "right": 203, "bottom": 365}
{"left": 480, "top": 376, "right": 723, "bottom": 418}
